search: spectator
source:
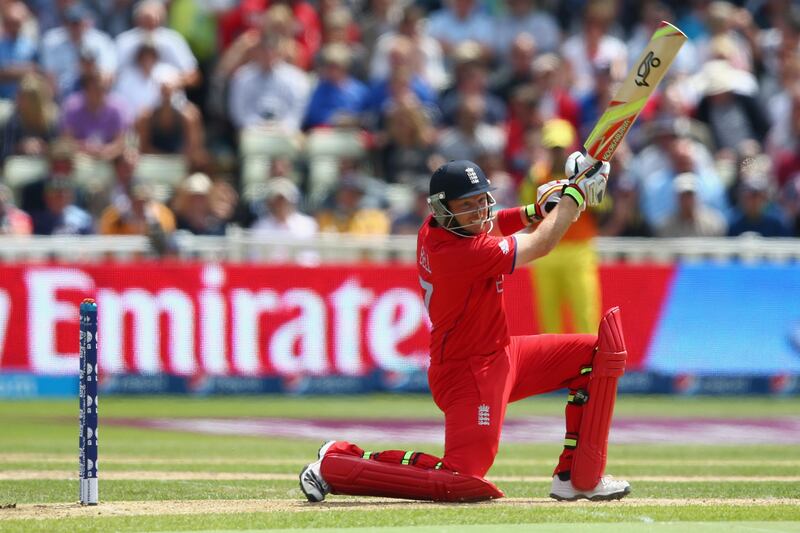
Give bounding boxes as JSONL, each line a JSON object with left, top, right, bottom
{"left": 135, "top": 81, "right": 208, "bottom": 170}
{"left": 391, "top": 182, "right": 429, "bottom": 235}
{"left": 578, "top": 59, "right": 621, "bottom": 141}
{"left": 694, "top": 1, "right": 756, "bottom": 72}
{"left": 436, "top": 94, "right": 505, "bottom": 162}
{"left": 439, "top": 42, "right": 505, "bottom": 126}
{"left": 0, "top": 183, "right": 32, "bottom": 235}
{"left": 728, "top": 162, "right": 791, "bottom": 237}
{"left": 251, "top": 177, "right": 318, "bottom": 263}
{"left": 20, "top": 140, "right": 74, "bottom": 214}
{"left": 1, "top": 73, "right": 60, "bottom": 161}
{"left": 228, "top": 35, "right": 310, "bottom": 132}
{"left": 490, "top": 33, "right": 536, "bottom": 102}
{"left": 115, "top": 0, "right": 199, "bottom": 89}
{"left": 316, "top": 176, "right": 390, "bottom": 235}
{"left": 0, "top": 1, "right": 37, "bottom": 99}
{"left": 62, "top": 69, "right": 128, "bottom": 161}
{"left": 493, "top": 0, "right": 560, "bottom": 56}
{"left": 426, "top": 0, "right": 495, "bottom": 61}
{"left": 369, "top": 4, "right": 447, "bottom": 91}
{"left": 302, "top": 43, "right": 369, "bottom": 130}
{"left": 316, "top": 7, "right": 368, "bottom": 81}
{"left": 98, "top": 179, "right": 175, "bottom": 237}
{"left": 172, "top": 172, "right": 228, "bottom": 236}
{"left": 376, "top": 94, "right": 436, "bottom": 184}
{"left": 84, "top": 0, "right": 134, "bottom": 37}
{"left": 599, "top": 176, "right": 654, "bottom": 237}
{"left": 627, "top": 1, "right": 699, "bottom": 77}
{"left": 366, "top": 35, "right": 437, "bottom": 126}
{"left": 39, "top": 3, "right": 117, "bottom": 98}
{"left": 560, "top": 0, "right": 627, "bottom": 100}
{"left": 359, "top": 0, "right": 404, "bottom": 58}
{"left": 503, "top": 85, "right": 544, "bottom": 184}
{"left": 655, "top": 172, "right": 727, "bottom": 237}
{"left": 694, "top": 60, "right": 770, "bottom": 155}
{"left": 31, "top": 173, "right": 93, "bottom": 235}
{"left": 113, "top": 40, "right": 182, "bottom": 118}
{"left": 530, "top": 53, "right": 580, "bottom": 131}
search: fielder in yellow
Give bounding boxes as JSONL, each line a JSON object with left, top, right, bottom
{"left": 520, "top": 119, "right": 601, "bottom": 334}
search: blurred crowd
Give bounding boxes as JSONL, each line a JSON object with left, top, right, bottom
{"left": 1, "top": 0, "right": 800, "bottom": 253}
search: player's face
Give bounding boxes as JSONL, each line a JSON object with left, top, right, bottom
{"left": 449, "top": 193, "right": 489, "bottom": 235}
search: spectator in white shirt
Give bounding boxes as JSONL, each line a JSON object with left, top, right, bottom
{"left": 251, "top": 177, "right": 319, "bottom": 264}
{"left": 114, "top": 40, "right": 181, "bottom": 118}
{"left": 426, "top": 0, "right": 495, "bottom": 61}
{"left": 493, "top": 0, "right": 561, "bottom": 56}
{"left": 39, "top": 3, "right": 117, "bottom": 98}
{"left": 228, "top": 35, "right": 311, "bottom": 132}
{"left": 560, "top": 0, "right": 627, "bottom": 100}
{"left": 115, "top": 0, "right": 199, "bottom": 90}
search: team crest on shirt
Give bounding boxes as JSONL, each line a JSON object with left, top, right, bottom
{"left": 498, "top": 239, "right": 510, "bottom": 255}
{"left": 466, "top": 167, "right": 479, "bottom": 184}
{"left": 478, "top": 404, "right": 490, "bottom": 426}
{"left": 419, "top": 247, "right": 431, "bottom": 273}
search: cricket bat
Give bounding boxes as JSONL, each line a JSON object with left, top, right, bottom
{"left": 582, "top": 21, "right": 688, "bottom": 168}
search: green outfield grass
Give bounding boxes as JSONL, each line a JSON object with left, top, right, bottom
{"left": 1, "top": 395, "right": 799, "bottom": 532}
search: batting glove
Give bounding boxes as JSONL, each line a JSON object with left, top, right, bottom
{"left": 563, "top": 151, "right": 610, "bottom": 208}
{"left": 524, "top": 179, "right": 569, "bottom": 222}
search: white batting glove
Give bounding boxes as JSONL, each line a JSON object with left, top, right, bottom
{"left": 564, "top": 151, "right": 610, "bottom": 207}
{"left": 524, "top": 179, "right": 569, "bottom": 221}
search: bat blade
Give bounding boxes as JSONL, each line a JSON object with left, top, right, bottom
{"left": 583, "top": 21, "right": 687, "bottom": 163}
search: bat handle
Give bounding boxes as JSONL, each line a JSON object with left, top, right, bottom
{"left": 574, "top": 153, "right": 603, "bottom": 181}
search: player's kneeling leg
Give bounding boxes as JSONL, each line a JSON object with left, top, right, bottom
{"left": 569, "top": 307, "right": 630, "bottom": 495}
{"left": 301, "top": 440, "right": 503, "bottom": 502}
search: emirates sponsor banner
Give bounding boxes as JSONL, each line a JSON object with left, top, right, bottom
{"left": 0, "top": 262, "right": 677, "bottom": 378}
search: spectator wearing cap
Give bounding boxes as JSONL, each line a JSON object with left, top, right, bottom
{"left": 302, "top": 43, "right": 369, "bottom": 130}
{"left": 520, "top": 118, "right": 603, "bottom": 334}
{"left": 316, "top": 7, "right": 368, "bottom": 82}
{"left": 0, "top": 1, "right": 37, "bottom": 99}
{"left": 0, "top": 183, "right": 32, "bottom": 235}
{"left": 493, "top": 0, "right": 560, "bottom": 56}
{"left": 655, "top": 172, "right": 727, "bottom": 238}
{"left": 694, "top": 60, "right": 770, "bottom": 155}
{"left": 439, "top": 42, "right": 505, "bottom": 127}
{"left": 39, "top": 3, "right": 117, "bottom": 99}
{"left": 98, "top": 178, "right": 175, "bottom": 236}
{"left": 315, "top": 176, "right": 390, "bottom": 235}
{"left": 529, "top": 53, "right": 580, "bottom": 131}
{"left": 436, "top": 94, "right": 505, "bottom": 163}
{"left": 426, "top": 0, "right": 495, "bottom": 61}
{"left": 115, "top": 0, "right": 199, "bottom": 90}
{"left": 30, "top": 173, "right": 93, "bottom": 235}
{"left": 1, "top": 73, "right": 60, "bottom": 161}
{"left": 62, "top": 69, "right": 128, "bottom": 161}
{"left": 114, "top": 40, "right": 182, "bottom": 118}
{"left": 172, "top": 172, "right": 230, "bottom": 236}
{"left": 727, "top": 158, "right": 791, "bottom": 237}
{"left": 369, "top": 5, "right": 447, "bottom": 92}
{"left": 228, "top": 35, "right": 311, "bottom": 132}
{"left": 252, "top": 177, "right": 316, "bottom": 236}
{"left": 560, "top": 0, "right": 627, "bottom": 101}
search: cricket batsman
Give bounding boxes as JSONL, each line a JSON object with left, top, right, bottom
{"left": 300, "top": 155, "right": 631, "bottom": 502}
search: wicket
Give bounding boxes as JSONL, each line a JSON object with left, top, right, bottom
{"left": 79, "top": 298, "right": 98, "bottom": 506}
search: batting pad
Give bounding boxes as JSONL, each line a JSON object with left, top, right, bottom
{"left": 571, "top": 306, "right": 627, "bottom": 491}
{"left": 320, "top": 454, "right": 504, "bottom": 502}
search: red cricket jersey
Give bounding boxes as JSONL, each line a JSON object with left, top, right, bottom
{"left": 417, "top": 215, "right": 518, "bottom": 364}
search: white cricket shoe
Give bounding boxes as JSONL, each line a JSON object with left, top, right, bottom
{"left": 299, "top": 440, "right": 336, "bottom": 502}
{"left": 549, "top": 474, "right": 631, "bottom": 501}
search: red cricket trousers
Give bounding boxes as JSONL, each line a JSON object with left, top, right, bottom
{"left": 428, "top": 333, "right": 597, "bottom": 477}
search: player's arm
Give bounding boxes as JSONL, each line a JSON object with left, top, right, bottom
{"left": 491, "top": 180, "right": 569, "bottom": 236}
{"left": 513, "top": 152, "right": 609, "bottom": 267}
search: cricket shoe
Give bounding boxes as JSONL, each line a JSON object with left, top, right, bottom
{"left": 549, "top": 474, "right": 631, "bottom": 501}
{"left": 299, "top": 440, "right": 336, "bottom": 502}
